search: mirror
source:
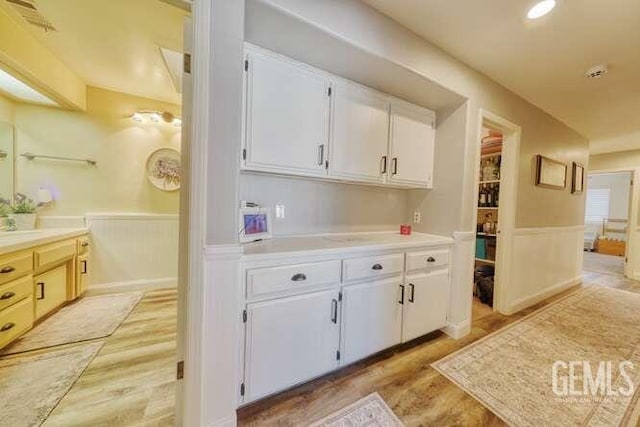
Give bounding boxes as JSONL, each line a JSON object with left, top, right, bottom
{"left": 0, "top": 121, "right": 14, "bottom": 202}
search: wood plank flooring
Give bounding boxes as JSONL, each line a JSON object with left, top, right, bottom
{"left": 43, "top": 289, "right": 177, "bottom": 427}
{"left": 237, "top": 272, "right": 640, "bottom": 426}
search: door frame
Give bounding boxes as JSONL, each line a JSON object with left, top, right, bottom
{"left": 586, "top": 168, "right": 637, "bottom": 278}
{"left": 177, "top": 0, "right": 211, "bottom": 425}
{"left": 474, "top": 109, "right": 521, "bottom": 313}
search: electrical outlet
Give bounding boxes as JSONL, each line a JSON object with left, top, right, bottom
{"left": 275, "top": 204, "right": 285, "bottom": 219}
{"left": 413, "top": 210, "right": 421, "bottom": 224}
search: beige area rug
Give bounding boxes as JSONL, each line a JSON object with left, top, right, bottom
{"left": 1, "top": 292, "right": 142, "bottom": 356}
{"left": 309, "top": 392, "right": 404, "bottom": 427}
{"left": 0, "top": 341, "right": 103, "bottom": 427}
{"left": 433, "top": 286, "right": 640, "bottom": 427}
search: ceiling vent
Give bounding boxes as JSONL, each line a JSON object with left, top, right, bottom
{"left": 5, "top": 0, "right": 56, "bottom": 32}
{"left": 585, "top": 64, "right": 608, "bottom": 79}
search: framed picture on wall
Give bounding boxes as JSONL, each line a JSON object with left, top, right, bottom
{"left": 571, "top": 162, "right": 585, "bottom": 194}
{"left": 535, "top": 155, "right": 567, "bottom": 189}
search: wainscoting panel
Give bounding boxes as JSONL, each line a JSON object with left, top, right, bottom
{"left": 444, "top": 231, "right": 475, "bottom": 339}
{"left": 85, "top": 213, "right": 179, "bottom": 293}
{"left": 504, "top": 225, "right": 584, "bottom": 314}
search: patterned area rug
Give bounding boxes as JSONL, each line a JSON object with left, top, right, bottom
{"left": 0, "top": 342, "right": 103, "bottom": 427}
{"left": 433, "top": 286, "right": 640, "bottom": 427}
{"left": 309, "top": 392, "right": 404, "bottom": 426}
{"left": 1, "top": 292, "right": 142, "bottom": 355}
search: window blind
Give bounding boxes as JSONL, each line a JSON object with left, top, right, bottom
{"left": 585, "top": 188, "right": 610, "bottom": 222}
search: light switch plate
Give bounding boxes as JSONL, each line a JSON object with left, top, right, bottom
{"left": 275, "top": 204, "right": 285, "bottom": 219}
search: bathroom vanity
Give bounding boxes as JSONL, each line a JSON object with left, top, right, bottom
{"left": 0, "top": 229, "right": 90, "bottom": 349}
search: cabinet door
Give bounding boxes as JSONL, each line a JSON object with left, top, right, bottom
{"left": 329, "top": 80, "right": 389, "bottom": 183}
{"left": 244, "top": 48, "right": 331, "bottom": 177}
{"left": 76, "top": 254, "right": 89, "bottom": 297}
{"left": 388, "top": 100, "right": 435, "bottom": 188}
{"left": 244, "top": 289, "right": 340, "bottom": 401}
{"left": 341, "top": 277, "right": 402, "bottom": 365}
{"left": 34, "top": 264, "right": 67, "bottom": 319}
{"left": 402, "top": 270, "right": 448, "bottom": 342}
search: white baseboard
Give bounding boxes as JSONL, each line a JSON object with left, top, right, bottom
{"left": 86, "top": 277, "right": 177, "bottom": 295}
{"left": 504, "top": 275, "right": 582, "bottom": 315}
{"left": 207, "top": 414, "right": 237, "bottom": 427}
{"left": 442, "top": 319, "right": 471, "bottom": 339}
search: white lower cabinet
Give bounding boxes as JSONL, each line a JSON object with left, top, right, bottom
{"left": 402, "top": 269, "right": 449, "bottom": 342}
{"left": 341, "top": 277, "right": 403, "bottom": 365}
{"left": 244, "top": 289, "right": 341, "bottom": 401}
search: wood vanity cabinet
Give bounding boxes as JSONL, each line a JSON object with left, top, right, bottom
{"left": 242, "top": 44, "right": 436, "bottom": 189}
{"left": 0, "top": 232, "right": 90, "bottom": 349}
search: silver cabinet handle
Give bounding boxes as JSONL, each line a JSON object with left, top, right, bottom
{"left": 317, "top": 144, "right": 325, "bottom": 166}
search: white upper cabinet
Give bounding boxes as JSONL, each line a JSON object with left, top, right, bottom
{"left": 242, "top": 44, "right": 436, "bottom": 188}
{"left": 388, "top": 100, "right": 436, "bottom": 188}
{"left": 329, "top": 80, "right": 390, "bottom": 184}
{"left": 243, "top": 47, "right": 331, "bottom": 177}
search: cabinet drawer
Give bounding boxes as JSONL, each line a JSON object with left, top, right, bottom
{"left": 247, "top": 260, "right": 341, "bottom": 299}
{"left": 0, "top": 296, "right": 34, "bottom": 349}
{"left": 34, "top": 240, "right": 76, "bottom": 269}
{"left": 406, "top": 249, "right": 450, "bottom": 272}
{"left": 0, "top": 275, "right": 32, "bottom": 311}
{"left": 34, "top": 264, "right": 68, "bottom": 319}
{"left": 77, "top": 236, "right": 90, "bottom": 255}
{"left": 0, "top": 251, "right": 33, "bottom": 285}
{"left": 342, "top": 253, "right": 404, "bottom": 282}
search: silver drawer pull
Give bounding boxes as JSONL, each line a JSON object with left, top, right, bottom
{"left": 0, "top": 291, "right": 15, "bottom": 300}
{"left": 0, "top": 266, "right": 15, "bottom": 274}
{"left": 371, "top": 264, "right": 383, "bottom": 270}
{"left": 290, "top": 273, "right": 307, "bottom": 282}
{"left": 1, "top": 322, "right": 15, "bottom": 332}
{"left": 427, "top": 257, "right": 436, "bottom": 263}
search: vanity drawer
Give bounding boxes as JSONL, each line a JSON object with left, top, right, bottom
{"left": 0, "top": 296, "right": 33, "bottom": 349}
{"left": 406, "top": 249, "right": 450, "bottom": 272}
{"left": 0, "top": 251, "right": 33, "bottom": 285}
{"left": 34, "top": 239, "right": 76, "bottom": 269}
{"left": 77, "top": 236, "right": 90, "bottom": 255}
{"left": 0, "top": 275, "right": 32, "bottom": 311}
{"left": 247, "top": 260, "right": 341, "bottom": 299}
{"left": 342, "top": 253, "right": 404, "bottom": 282}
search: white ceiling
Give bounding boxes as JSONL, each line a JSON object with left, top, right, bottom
{"left": 362, "top": 0, "right": 640, "bottom": 154}
{"left": 2, "top": 0, "right": 188, "bottom": 105}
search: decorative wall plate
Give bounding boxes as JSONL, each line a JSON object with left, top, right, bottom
{"left": 146, "top": 148, "right": 181, "bottom": 191}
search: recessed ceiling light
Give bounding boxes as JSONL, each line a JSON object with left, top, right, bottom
{"left": 527, "top": 0, "right": 556, "bottom": 19}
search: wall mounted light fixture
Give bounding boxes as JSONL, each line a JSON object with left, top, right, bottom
{"left": 129, "top": 110, "right": 182, "bottom": 127}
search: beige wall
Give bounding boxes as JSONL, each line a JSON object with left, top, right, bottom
{"left": 8, "top": 87, "right": 180, "bottom": 216}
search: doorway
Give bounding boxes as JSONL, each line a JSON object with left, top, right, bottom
{"left": 583, "top": 171, "right": 633, "bottom": 277}
{"left": 472, "top": 110, "right": 521, "bottom": 315}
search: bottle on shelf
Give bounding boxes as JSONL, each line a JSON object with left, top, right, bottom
{"left": 479, "top": 184, "right": 487, "bottom": 207}
{"left": 487, "top": 184, "right": 494, "bottom": 207}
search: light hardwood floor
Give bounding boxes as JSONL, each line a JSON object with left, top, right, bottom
{"left": 43, "top": 289, "right": 177, "bottom": 426}
{"left": 237, "top": 273, "right": 640, "bottom": 426}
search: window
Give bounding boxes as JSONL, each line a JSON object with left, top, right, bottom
{"left": 585, "top": 188, "right": 610, "bottom": 222}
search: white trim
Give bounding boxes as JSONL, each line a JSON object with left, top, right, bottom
{"left": 503, "top": 276, "right": 582, "bottom": 315}
{"left": 442, "top": 319, "right": 471, "bottom": 339}
{"left": 475, "top": 109, "right": 521, "bottom": 314}
{"left": 452, "top": 230, "right": 475, "bottom": 241}
{"left": 85, "top": 278, "right": 177, "bottom": 295}
{"left": 207, "top": 415, "right": 237, "bottom": 427}
{"left": 513, "top": 225, "right": 585, "bottom": 236}
{"left": 204, "top": 244, "right": 244, "bottom": 260}
{"left": 181, "top": 0, "right": 211, "bottom": 425}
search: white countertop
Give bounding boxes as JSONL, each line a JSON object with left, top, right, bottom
{"left": 0, "top": 228, "right": 89, "bottom": 254}
{"left": 242, "top": 231, "right": 454, "bottom": 259}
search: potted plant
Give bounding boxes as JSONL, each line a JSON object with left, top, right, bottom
{"left": 8, "top": 193, "right": 38, "bottom": 230}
